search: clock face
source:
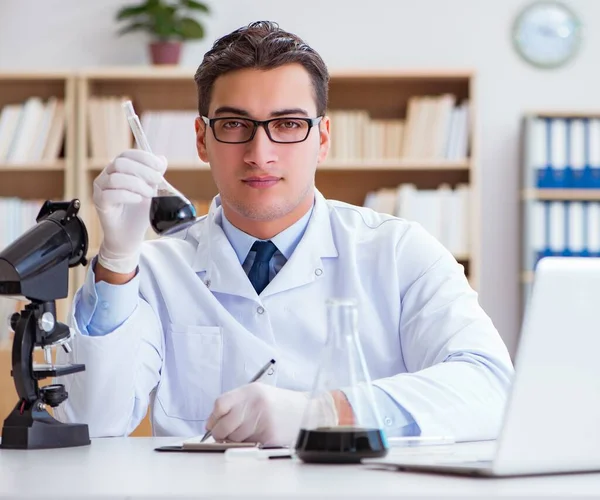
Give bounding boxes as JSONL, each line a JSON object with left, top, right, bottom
{"left": 512, "top": 1, "right": 582, "bottom": 68}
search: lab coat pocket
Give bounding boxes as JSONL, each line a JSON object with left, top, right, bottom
{"left": 158, "top": 325, "right": 223, "bottom": 422}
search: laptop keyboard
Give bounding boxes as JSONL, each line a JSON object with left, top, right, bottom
{"left": 381, "top": 442, "right": 495, "bottom": 466}
{"left": 361, "top": 440, "right": 498, "bottom": 470}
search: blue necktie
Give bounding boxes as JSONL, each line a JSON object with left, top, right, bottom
{"left": 248, "top": 240, "right": 278, "bottom": 295}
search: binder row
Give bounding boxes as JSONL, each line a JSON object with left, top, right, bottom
{"left": 530, "top": 117, "right": 600, "bottom": 188}
{"left": 531, "top": 200, "right": 600, "bottom": 264}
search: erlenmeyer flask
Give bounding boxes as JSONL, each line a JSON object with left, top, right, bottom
{"left": 295, "top": 298, "right": 388, "bottom": 463}
{"left": 122, "top": 100, "right": 198, "bottom": 236}
{"left": 149, "top": 181, "right": 197, "bottom": 235}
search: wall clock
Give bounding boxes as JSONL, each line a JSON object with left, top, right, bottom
{"left": 512, "top": 1, "right": 583, "bottom": 69}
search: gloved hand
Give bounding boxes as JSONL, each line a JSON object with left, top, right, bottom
{"left": 206, "top": 383, "right": 339, "bottom": 446}
{"left": 92, "top": 150, "right": 167, "bottom": 274}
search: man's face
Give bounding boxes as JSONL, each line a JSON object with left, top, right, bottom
{"left": 196, "top": 63, "right": 330, "bottom": 227}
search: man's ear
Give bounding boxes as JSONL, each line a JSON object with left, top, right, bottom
{"left": 196, "top": 117, "right": 209, "bottom": 163}
{"left": 317, "top": 115, "right": 330, "bottom": 164}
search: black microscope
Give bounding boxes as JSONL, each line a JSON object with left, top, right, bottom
{"left": 0, "top": 199, "right": 90, "bottom": 449}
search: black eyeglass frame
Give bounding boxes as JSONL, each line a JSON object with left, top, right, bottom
{"left": 201, "top": 115, "right": 324, "bottom": 144}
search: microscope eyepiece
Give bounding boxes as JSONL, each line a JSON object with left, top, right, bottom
{"left": 0, "top": 199, "right": 88, "bottom": 302}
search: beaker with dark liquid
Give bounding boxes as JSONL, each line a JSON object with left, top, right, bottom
{"left": 150, "top": 181, "right": 198, "bottom": 236}
{"left": 295, "top": 298, "right": 389, "bottom": 464}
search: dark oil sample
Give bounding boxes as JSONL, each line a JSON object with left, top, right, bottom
{"left": 295, "top": 427, "right": 388, "bottom": 464}
{"left": 150, "top": 196, "right": 197, "bottom": 235}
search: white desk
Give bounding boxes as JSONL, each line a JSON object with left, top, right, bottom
{"left": 1, "top": 437, "right": 600, "bottom": 499}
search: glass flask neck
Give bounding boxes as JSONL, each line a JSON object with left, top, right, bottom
{"left": 295, "top": 297, "right": 389, "bottom": 463}
{"left": 327, "top": 299, "right": 359, "bottom": 348}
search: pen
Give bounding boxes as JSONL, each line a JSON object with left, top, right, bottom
{"left": 200, "top": 358, "right": 276, "bottom": 443}
{"left": 224, "top": 448, "right": 292, "bottom": 460}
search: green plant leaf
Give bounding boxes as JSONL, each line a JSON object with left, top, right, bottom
{"left": 179, "top": 0, "right": 210, "bottom": 13}
{"left": 152, "top": 5, "right": 178, "bottom": 39}
{"left": 115, "top": 4, "right": 151, "bottom": 20}
{"left": 117, "top": 21, "right": 153, "bottom": 36}
{"left": 177, "top": 17, "right": 205, "bottom": 39}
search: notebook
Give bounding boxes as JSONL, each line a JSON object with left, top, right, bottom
{"left": 155, "top": 435, "right": 259, "bottom": 453}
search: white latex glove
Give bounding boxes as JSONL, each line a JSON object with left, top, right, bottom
{"left": 206, "top": 383, "right": 338, "bottom": 446}
{"left": 93, "top": 149, "right": 167, "bottom": 274}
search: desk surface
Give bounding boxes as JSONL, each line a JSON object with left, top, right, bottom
{"left": 1, "top": 437, "right": 600, "bottom": 499}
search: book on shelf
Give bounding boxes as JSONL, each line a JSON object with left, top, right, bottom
{"left": 363, "top": 183, "right": 470, "bottom": 258}
{"left": 0, "top": 197, "right": 44, "bottom": 251}
{"left": 527, "top": 116, "right": 600, "bottom": 189}
{"left": 87, "top": 99, "right": 203, "bottom": 164}
{"left": 0, "top": 97, "right": 66, "bottom": 163}
{"left": 140, "top": 110, "right": 199, "bottom": 162}
{"left": 87, "top": 96, "right": 133, "bottom": 160}
{"left": 329, "top": 95, "right": 468, "bottom": 162}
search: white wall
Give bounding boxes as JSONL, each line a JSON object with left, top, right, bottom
{"left": 2, "top": 0, "right": 599, "bottom": 355}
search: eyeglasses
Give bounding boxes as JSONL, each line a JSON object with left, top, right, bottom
{"left": 201, "top": 115, "right": 323, "bottom": 144}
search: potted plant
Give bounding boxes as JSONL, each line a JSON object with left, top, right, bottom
{"left": 115, "top": 0, "right": 210, "bottom": 65}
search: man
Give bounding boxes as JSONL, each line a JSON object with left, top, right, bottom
{"left": 56, "top": 21, "right": 513, "bottom": 446}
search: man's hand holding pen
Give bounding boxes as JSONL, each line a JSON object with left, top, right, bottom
{"left": 206, "top": 391, "right": 358, "bottom": 448}
{"left": 205, "top": 383, "right": 313, "bottom": 446}
{"left": 205, "top": 384, "right": 357, "bottom": 447}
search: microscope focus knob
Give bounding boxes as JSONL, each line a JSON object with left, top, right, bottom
{"left": 9, "top": 312, "right": 20, "bottom": 332}
{"left": 39, "top": 384, "right": 68, "bottom": 408}
{"left": 38, "top": 311, "right": 55, "bottom": 333}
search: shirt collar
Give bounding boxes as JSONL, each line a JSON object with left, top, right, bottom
{"left": 217, "top": 200, "right": 314, "bottom": 265}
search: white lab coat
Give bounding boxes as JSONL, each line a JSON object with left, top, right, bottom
{"left": 56, "top": 190, "right": 513, "bottom": 440}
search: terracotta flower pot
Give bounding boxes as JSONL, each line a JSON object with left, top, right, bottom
{"left": 149, "top": 41, "right": 182, "bottom": 65}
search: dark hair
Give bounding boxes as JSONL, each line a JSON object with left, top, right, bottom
{"left": 194, "top": 21, "right": 329, "bottom": 117}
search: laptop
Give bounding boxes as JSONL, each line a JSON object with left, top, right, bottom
{"left": 367, "top": 257, "right": 600, "bottom": 477}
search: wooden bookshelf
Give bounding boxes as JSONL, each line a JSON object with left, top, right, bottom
{"left": 0, "top": 161, "right": 66, "bottom": 171}
{"left": 0, "top": 73, "right": 75, "bottom": 197}
{"left": 522, "top": 188, "right": 600, "bottom": 201}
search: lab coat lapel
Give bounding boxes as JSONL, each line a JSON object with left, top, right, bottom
{"left": 261, "top": 190, "right": 338, "bottom": 298}
{"left": 190, "top": 191, "right": 338, "bottom": 299}
{"left": 190, "top": 197, "right": 257, "bottom": 300}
